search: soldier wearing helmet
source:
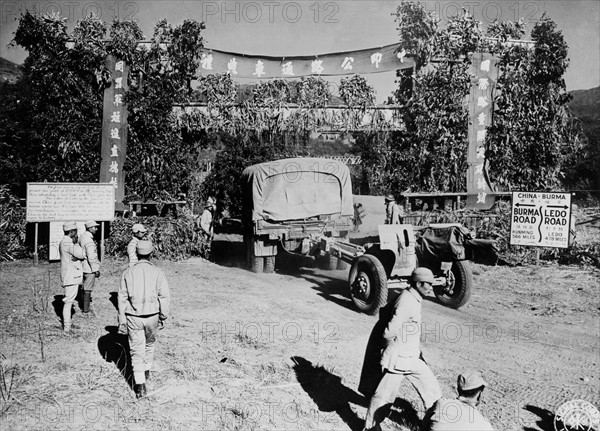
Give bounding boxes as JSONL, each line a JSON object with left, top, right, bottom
{"left": 127, "top": 223, "right": 148, "bottom": 267}
{"left": 384, "top": 194, "right": 404, "bottom": 225}
{"left": 363, "top": 267, "right": 442, "bottom": 431}
{"left": 423, "top": 370, "right": 494, "bottom": 430}
{"left": 118, "top": 240, "right": 170, "bottom": 399}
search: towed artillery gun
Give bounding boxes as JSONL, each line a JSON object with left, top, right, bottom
{"left": 242, "top": 158, "right": 496, "bottom": 315}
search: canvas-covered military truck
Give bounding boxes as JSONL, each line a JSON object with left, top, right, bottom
{"left": 241, "top": 158, "right": 354, "bottom": 273}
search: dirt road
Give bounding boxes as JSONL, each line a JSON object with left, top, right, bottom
{"left": 0, "top": 231, "right": 599, "bottom": 430}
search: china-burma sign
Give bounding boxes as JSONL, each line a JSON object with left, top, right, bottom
{"left": 510, "top": 192, "right": 572, "bottom": 248}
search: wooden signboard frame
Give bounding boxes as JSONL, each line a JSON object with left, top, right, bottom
{"left": 26, "top": 183, "right": 115, "bottom": 264}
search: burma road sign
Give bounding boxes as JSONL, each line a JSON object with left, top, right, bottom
{"left": 510, "top": 192, "right": 572, "bottom": 248}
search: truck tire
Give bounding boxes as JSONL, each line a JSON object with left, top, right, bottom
{"left": 246, "top": 237, "right": 264, "bottom": 273}
{"left": 434, "top": 260, "right": 473, "bottom": 309}
{"left": 321, "top": 254, "right": 338, "bottom": 271}
{"left": 349, "top": 255, "right": 388, "bottom": 315}
{"left": 264, "top": 255, "right": 276, "bottom": 273}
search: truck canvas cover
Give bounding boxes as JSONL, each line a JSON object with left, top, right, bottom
{"left": 241, "top": 158, "right": 353, "bottom": 222}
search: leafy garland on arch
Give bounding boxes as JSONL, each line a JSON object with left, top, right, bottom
{"left": 175, "top": 73, "right": 401, "bottom": 137}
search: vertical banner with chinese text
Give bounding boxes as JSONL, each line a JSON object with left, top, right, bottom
{"left": 466, "top": 52, "right": 499, "bottom": 209}
{"left": 99, "top": 55, "right": 128, "bottom": 208}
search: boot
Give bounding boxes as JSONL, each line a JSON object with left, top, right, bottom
{"left": 82, "top": 291, "right": 91, "bottom": 313}
{"left": 145, "top": 370, "right": 151, "bottom": 381}
{"left": 62, "top": 302, "right": 73, "bottom": 332}
{"left": 134, "top": 383, "right": 147, "bottom": 399}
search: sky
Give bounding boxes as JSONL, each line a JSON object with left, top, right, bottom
{"left": 0, "top": 0, "right": 598, "bottom": 102}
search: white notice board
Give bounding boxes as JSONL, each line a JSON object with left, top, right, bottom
{"left": 26, "top": 183, "right": 115, "bottom": 222}
{"left": 510, "top": 192, "right": 572, "bottom": 248}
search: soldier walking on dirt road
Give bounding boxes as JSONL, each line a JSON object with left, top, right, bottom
{"left": 422, "top": 370, "right": 494, "bottom": 430}
{"left": 118, "top": 240, "right": 170, "bottom": 399}
{"left": 362, "top": 267, "right": 442, "bottom": 431}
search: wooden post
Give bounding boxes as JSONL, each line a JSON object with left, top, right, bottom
{"left": 33, "top": 222, "right": 39, "bottom": 265}
{"left": 100, "top": 222, "right": 105, "bottom": 262}
{"left": 535, "top": 248, "right": 540, "bottom": 266}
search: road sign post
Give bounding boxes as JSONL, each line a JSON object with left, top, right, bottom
{"left": 510, "top": 192, "right": 572, "bottom": 248}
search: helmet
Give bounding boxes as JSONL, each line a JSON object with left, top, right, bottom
{"left": 384, "top": 194, "right": 395, "bottom": 202}
{"left": 132, "top": 223, "right": 147, "bottom": 233}
{"left": 136, "top": 240, "right": 154, "bottom": 256}
{"left": 412, "top": 267, "right": 434, "bottom": 284}
{"left": 457, "top": 370, "right": 487, "bottom": 391}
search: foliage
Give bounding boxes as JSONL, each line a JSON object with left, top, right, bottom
{"left": 0, "top": 186, "right": 27, "bottom": 260}
{"left": 1, "top": 12, "right": 110, "bottom": 194}
{"left": 394, "top": 1, "right": 438, "bottom": 68}
{"left": 105, "top": 208, "right": 209, "bottom": 260}
{"left": 353, "top": 3, "right": 584, "bottom": 197}
{"left": 485, "top": 14, "right": 580, "bottom": 191}
{"left": 124, "top": 19, "right": 206, "bottom": 201}
{"left": 339, "top": 75, "right": 375, "bottom": 107}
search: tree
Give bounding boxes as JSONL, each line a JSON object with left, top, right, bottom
{"left": 1, "top": 12, "right": 110, "bottom": 194}
{"left": 353, "top": 2, "right": 584, "bottom": 196}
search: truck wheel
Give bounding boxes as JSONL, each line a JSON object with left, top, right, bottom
{"left": 264, "top": 255, "right": 276, "bottom": 273}
{"left": 246, "top": 238, "right": 264, "bottom": 273}
{"left": 349, "top": 255, "right": 388, "bottom": 315}
{"left": 321, "top": 254, "right": 338, "bottom": 271}
{"left": 434, "top": 260, "right": 473, "bottom": 309}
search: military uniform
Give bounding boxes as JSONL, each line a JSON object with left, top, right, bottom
{"left": 118, "top": 241, "right": 170, "bottom": 398}
{"left": 59, "top": 223, "right": 85, "bottom": 332}
{"left": 423, "top": 370, "right": 494, "bottom": 431}
{"left": 127, "top": 223, "right": 148, "bottom": 267}
{"left": 384, "top": 195, "right": 404, "bottom": 224}
{"left": 426, "top": 398, "right": 494, "bottom": 431}
{"left": 363, "top": 269, "right": 442, "bottom": 431}
{"left": 79, "top": 221, "right": 100, "bottom": 313}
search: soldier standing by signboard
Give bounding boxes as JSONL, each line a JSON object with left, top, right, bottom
{"left": 79, "top": 220, "right": 101, "bottom": 314}
{"left": 510, "top": 192, "right": 573, "bottom": 248}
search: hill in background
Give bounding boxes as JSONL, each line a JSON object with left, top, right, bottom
{"left": 0, "top": 57, "right": 21, "bottom": 83}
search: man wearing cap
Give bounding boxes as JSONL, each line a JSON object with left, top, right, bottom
{"left": 384, "top": 195, "right": 404, "bottom": 225}
{"left": 127, "top": 223, "right": 148, "bottom": 267}
{"left": 118, "top": 240, "right": 170, "bottom": 399}
{"left": 423, "top": 370, "right": 494, "bottom": 430}
{"left": 79, "top": 220, "right": 101, "bottom": 314}
{"left": 59, "top": 222, "right": 85, "bottom": 333}
{"left": 363, "top": 267, "right": 442, "bottom": 431}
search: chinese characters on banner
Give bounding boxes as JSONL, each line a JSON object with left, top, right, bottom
{"left": 99, "top": 55, "right": 128, "bottom": 207}
{"left": 197, "top": 43, "right": 414, "bottom": 78}
{"left": 466, "top": 52, "right": 499, "bottom": 209}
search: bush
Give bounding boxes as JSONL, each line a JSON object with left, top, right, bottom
{"left": 0, "top": 186, "right": 27, "bottom": 260}
{"left": 105, "top": 208, "right": 210, "bottom": 261}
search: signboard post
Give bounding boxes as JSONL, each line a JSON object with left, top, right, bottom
{"left": 510, "top": 192, "right": 572, "bottom": 249}
{"left": 26, "top": 183, "right": 115, "bottom": 263}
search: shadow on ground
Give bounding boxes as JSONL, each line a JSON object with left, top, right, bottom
{"left": 211, "top": 235, "right": 246, "bottom": 268}
{"left": 291, "top": 356, "right": 366, "bottom": 431}
{"left": 523, "top": 405, "right": 555, "bottom": 431}
{"left": 98, "top": 325, "right": 133, "bottom": 389}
